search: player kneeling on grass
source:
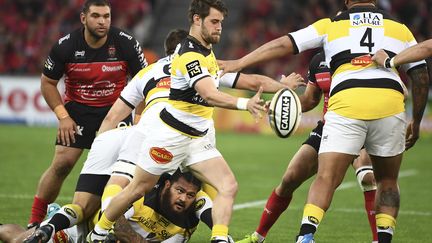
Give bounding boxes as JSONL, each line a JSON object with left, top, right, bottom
{"left": 22, "top": 169, "right": 213, "bottom": 243}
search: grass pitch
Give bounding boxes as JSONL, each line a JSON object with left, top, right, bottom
{"left": 0, "top": 125, "right": 431, "bottom": 242}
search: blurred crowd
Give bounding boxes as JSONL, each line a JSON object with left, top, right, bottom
{"left": 1, "top": 0, "right": 431, "bottom": 76}
{"left": 221, "top": 0, "right": 432, "bottom": 78}
{"left": 0, "top": 0, "right": 153, "bottom": 74}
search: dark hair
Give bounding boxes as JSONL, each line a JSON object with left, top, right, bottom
{"left": 170, "top": 169, "right": 202, "bottom": 190}
{"left": 188, "top": 0, "right": 228, "bottom": 24}
{"left": 164, "top": 29, "right": 189, "bottom": 55}
{"left": 82, "top": 0, "right": 111, "bottom": 14}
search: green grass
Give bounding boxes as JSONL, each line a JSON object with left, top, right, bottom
{"left": 0, "top": 125, "right": 431, "bottom": 242}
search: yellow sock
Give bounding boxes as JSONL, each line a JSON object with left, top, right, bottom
{"left": 202, "top": 183, "right": 218, "bottom": 200}
{"left": 96, "top": 212, "right": 115, "bottom": 231}
{"left": 302, "top": 204, "right": 325, "bottom": 227}
{"left": 211, "top": 224, "right": 228, "bottom": 239}
{"left": 101, "top": 184, "right": 123, "bottom": 211}
{"left": 376, "top": 213, "right": 396, "bottom": 229}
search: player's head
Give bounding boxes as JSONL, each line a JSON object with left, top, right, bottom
{"left": 345, "top": 0, "right": 377, "bottom": 7}
{"left": 164, "top": 29, "right": 189, "bottom": 55}
{"left": 81, "top": 0, "right": 112, "bottom": 39}
{"left": 160, "top": 170, "right": 202, "bottom": 214}
{"left": 188, "top": 0, "right": 228, "bottom": 45}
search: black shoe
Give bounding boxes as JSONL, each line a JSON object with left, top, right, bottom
{"left": 26, "top": 222, "right": 40, "bottom": 230}
{"left": 211, "top": 237, "right": 228, "bottom": 243}
{"left": 23, "top": 224, "right": 54, "bottom": 243}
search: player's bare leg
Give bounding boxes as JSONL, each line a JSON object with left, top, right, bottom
{"left": 29, "top": 146, "right": 83, "bottom": 226}
{"left": 189, "top": 156, "right": 237, "bottom": 243}
{"left": 296, "top": 152, "right": 354, "bottom": 241}
{"left": 352, "top": 149, "right": 378, "bottom": 242}
{"left": 370, "top": 154, "right": 402, "bottom": 243}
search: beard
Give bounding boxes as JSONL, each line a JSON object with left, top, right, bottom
{"left": 160, "top": 188, "right": 187, "bottom": 216}
{"left": 86, "top": 24, "right": 109, "bottom": 40}
{"left": 202, "top": 27, "right": 221, "bottom": 45}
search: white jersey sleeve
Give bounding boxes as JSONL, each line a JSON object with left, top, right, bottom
{"left": 219, "top": 72, "right": 240, "bottom": 88}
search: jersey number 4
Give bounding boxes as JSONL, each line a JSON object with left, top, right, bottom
{"left": 360, "top": 27, "right": 375, "bottom": 53}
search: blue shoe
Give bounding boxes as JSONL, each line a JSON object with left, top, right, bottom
{"left": 46, "top": 203, "right": 61, "bottom": 219}
{"left": 296, "top": 233, "right": 315, "bottom": 243}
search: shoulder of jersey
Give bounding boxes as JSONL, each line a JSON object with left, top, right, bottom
{"left": 268, "top": 88, "right": 302, "bottom": 138}
{"left": 110, "top": 26, "right": 136, "bottom": 42}
{"left": 56, "top": 28, "right": 81, "bottom": 47}
{"left": 177, "top": 37, "right": 207, "bottom": 56}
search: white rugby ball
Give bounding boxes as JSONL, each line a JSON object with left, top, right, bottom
{"left": 268, "top": 88, "right": 302, "bottom": 138}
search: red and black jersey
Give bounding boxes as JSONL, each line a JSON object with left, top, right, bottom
{"left": 43, "top": 27, "right": 147, "bottom": 107}
{"left": 307, "top": 51, "right": 331, "bottom": 116}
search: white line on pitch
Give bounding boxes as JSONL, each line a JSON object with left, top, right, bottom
{"left": 234, "top": 169, "right": 423, "bottom": 213}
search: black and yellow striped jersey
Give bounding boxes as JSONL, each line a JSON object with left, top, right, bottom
{"left": 164, "top": 35, "right": 221, "bottom": 137}
{"left": 125, "top": 173, "right": 212, "bottom": 242}
{"left": 289, "top": 5, "right": 426, "bottom": 120}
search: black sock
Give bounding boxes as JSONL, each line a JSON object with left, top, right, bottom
{"left": 298, "top": 223, "right": 316, "bottom": 236}
{"left": 47, "top": 214, "right": 70, "bottom": 231}
{"left": 378, "top": 232, "right": 392, "bottom": 243}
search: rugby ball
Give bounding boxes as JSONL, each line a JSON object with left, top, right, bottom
{"left": 268, "top": 88, "right": 302, "bottom": 138}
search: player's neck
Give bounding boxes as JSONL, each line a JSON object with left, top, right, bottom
{"left": 189, "top": 29, "right": 211, "bottom": 49}
{"left": 84, "top": 30, "right": 107, "bottom": 49}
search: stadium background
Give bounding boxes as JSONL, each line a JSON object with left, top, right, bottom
{"left": 0, "top": 1, "right": 431, "bottom": 242}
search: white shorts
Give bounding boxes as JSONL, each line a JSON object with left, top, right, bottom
{"left": 319, "top": 111, "right": 406, "bottom": 157}
{"left": 80, "top": 127, "right": 132, "bottom": 175}
{"left": 133, "top": 104, "right": 222, "bottom": 175}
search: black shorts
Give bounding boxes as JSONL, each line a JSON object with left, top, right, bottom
{"left": 55, "top": 101, "right": 132, "bottom": 149}
{"left": 302, "top": 120, "right": 324, "bottom": 153}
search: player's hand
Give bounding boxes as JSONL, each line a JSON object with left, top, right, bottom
{"left": 247, "top": 86, "right": 266, "bottom": 122}
{"left": 405, "top": 120, "right": 420, "bottom": 150}
{"left": 371, "top": 50, "right": 389, "bottom": 67}
{"left": 57, "top": 116, "right": 77, "bottom": 146}
{"left": 280, "top": 72, "right": 305, "bottom": 90}
{"left": 217, "top": 59, "right": 243, "bottom": 76}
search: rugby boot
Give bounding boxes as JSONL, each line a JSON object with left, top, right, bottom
{"left": 236, "top": 233, "right": 263, "bottom": 243}
{"left": 211, "top": 236, "right": 229, "bottom": 243}
{"left": 295, "top": 233, "right": 315, "bottom": 243}
{"left": 86, "top": 230, "right": 108, "bottom": 243}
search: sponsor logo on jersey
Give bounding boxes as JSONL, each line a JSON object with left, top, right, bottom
{"left": 108, "top": 45, "right": 116, "bottom": 58}
{"left": 74, "top": 50, "right": 85, "bottom": 60}
{"left": 53, "top": 230, "right": 69, "bottom": 243}
{"left": 156, "top": 77, "right": 171, "bottom": 88}
{"left": 351, "top": 54, "right": 373, "bottom": 66}
{"left": 119, "top": 31, "right": 133, "bottom": 40}
{"left": 102, "top": 65, "right": 123, "bottom": 72}
{"left": 58, "top": 34, "right": 70, "bottom": 45}
{"left": 308, "top": 216, "right": 319, "bottom": 225}
{"left": 186, "top": 60, "right": 202, "bottom": 78}
{"left": 280, "top": 96, "right": 291, "bottom": 131}
{"left": 158, "top": 217, "right": 170, "bottom": 227}
{"left": 350, "top": 12, "right": 383, "bottom": 26}
{"left": 149, "top": 147, "right": 173, "bottom": 164}
{"left": 44, "top": 56, "right": 55, "bottom": 70}
{"left": 64, "top": 207, "right": 77, "bottom": 219}
{"left": 195, "top": 198, "right": 206, "bottom": 211}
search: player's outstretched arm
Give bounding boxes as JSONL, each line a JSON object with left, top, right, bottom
{"left": 41, "top": 74, "right": 77, "bottom": 146}
{"left": 373, "top": 39, "right": 432, "bottom": 68}
{"left": 218, "top": 35, "right": 294, "bottom": 74}
{"left": 195, "top": 77, "right": 265, "bottom": 120}
{"left": 235, "top": 72, "right": 304, "bottom": 93}
{"left": 99, "top": 98, "right": 134, "bottom": 134}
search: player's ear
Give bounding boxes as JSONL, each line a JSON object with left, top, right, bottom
{"left": 80, "top": 12, "right": 86, "bottom": 25}
{"left": 164, "top": 180, "right": 171, "bottom": 189}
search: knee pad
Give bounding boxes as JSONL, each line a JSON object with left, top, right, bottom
{"left": 355, "top": 166, "right": 377, "bottom": 192}
{"left": 111, "top": 159, "right": 136, "bottom": 181}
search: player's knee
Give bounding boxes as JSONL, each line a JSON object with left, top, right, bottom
{"left": 355, "top": 166, "right": 377, "bottom": 192}
{"left": 281, "top": 170, "right": 304, "bottom": 190}
{"left": 218, "top": 177, "right": 238, "bottom": 198}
